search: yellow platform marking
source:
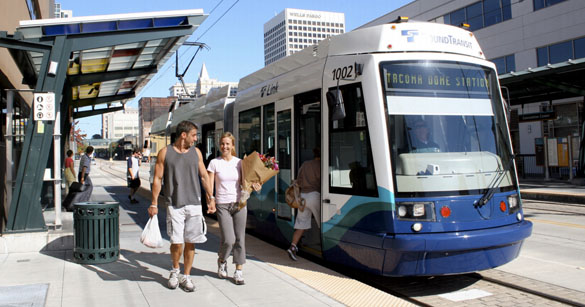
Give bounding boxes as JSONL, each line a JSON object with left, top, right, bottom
{"left": 526, "top": 218, "right": 585, "bottom": 229}
{"left": 271, "top": 264, "right": 414, "bottom": 307}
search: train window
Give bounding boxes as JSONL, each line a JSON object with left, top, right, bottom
{"left": 238, "top": 107, "right": 261, "bottom": 157}
{"left": 263, "top": 103, "right": 275, "bottom": 157}
{"left": 328, "top": 83, "right": 378, "bottom": 197}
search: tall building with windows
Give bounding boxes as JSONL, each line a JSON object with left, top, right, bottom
{"left": 362, "top": 0, "right": 585, "bottom": 179}
{"left": 264, "top": 8, "right": 345, "bottom": 66}
{"left": 53, "top": 2, "right": 72, "bottom": 18}
{"left": 102, "top": 106, "right": 140, "bottom": 140}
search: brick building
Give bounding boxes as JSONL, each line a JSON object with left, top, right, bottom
{"left": 138, "top": 96, "right": 177, "bottom": 151}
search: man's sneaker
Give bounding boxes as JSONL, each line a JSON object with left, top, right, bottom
{"left": 168, "top": 268, "right": 180, "bottom": 289}
{"left": 179, "top": 275, "right": 195, "bottom": 292}
{"left": 287, "top": 244, "right": 298, "bottom": 261}
{"left": 218, "top": 259, "right": 228, "bottom": 279}
{"left": 234, "top": 269, "right": 245, "bottom": 285}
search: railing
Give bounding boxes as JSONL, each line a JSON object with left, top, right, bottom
{"left": 515, "top": 154, "right": 575, "bottom": 179}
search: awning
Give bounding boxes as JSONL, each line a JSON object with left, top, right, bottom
{"left": 16, "top": 10, "right": 207, "bottom": 115}
{"left": 499, "top": 58, "right": 585, "bottom": 105}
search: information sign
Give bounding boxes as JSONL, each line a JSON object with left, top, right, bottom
{"left": 33, "top": 92, "right": 56, "bottom": 121}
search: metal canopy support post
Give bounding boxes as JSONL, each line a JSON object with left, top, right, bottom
{"left": 6, "top": 36, "right": 71, "bottom": 232}
{"left": 4, "top": 22, "right": 197, "bottom": 232}
{"left": 569, "top": 135, "right": 574, "bottom": 181}
{"left": 5, "top": 91, "right": 14, "bottom": 224}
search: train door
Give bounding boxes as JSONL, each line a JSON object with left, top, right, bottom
{"left": 294, "top": 89, "right": 322, "bottom": 256}
{"left": 322, "top": 82, "right": 378, "bottom": 259}
{"left": 275, "top": 98, "right": 294, "bottom": 237}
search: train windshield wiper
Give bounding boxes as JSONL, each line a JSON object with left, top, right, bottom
{"left": 474, "top": 162, "right": 507, "bottom": 208}
{"left": 475, "top": 124, "right": 514, "bottom": 208}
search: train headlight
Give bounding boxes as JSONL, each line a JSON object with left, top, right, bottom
{"left": 412, "top": 223, "right": 423, "bottom": 232}
{"left": 396, "top": 202, "right": 436, "bottom": 221}
{"left": 413, "top": 204, "right": 425, "bottom": 217}
{"left": 398, "top": 206, "right": 407, "bottom": 217}
{"left": 507, "top": 194, "right": 519, "bottom": 214}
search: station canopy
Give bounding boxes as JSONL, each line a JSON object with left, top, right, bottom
{"left": 499, "top": 58, "right": 585, "bottom": 106}
{"left": 16, "top": 10, "right": 207, "bottom": 115}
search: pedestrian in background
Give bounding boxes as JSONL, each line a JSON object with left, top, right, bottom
{"left": 77, "top": 146, "right": 94, "bottom": 202}
{"left": 64, "top": 149, "right": 76, "bottom": 195}
{"left": 127, "top": 150, "right": 141, "bottom": 203}
{"left": 207, "top": 132, "right": 261, "bottom": 285}
{"left": 149, "top": 121, "right": 215, "bottom": 292}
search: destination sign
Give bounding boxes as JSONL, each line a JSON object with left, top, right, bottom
{"left": 382, "top": 62, "right": 492, "bottom": 99}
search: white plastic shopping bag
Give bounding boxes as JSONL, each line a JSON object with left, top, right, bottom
{"left": 140, "top": 215, "right": 164, "bottom": 248}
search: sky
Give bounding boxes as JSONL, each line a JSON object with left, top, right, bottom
{"left": 58, "top": 0, "right": 414, "bottom": 137}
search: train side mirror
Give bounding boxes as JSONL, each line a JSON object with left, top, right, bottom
{"left": 326, "top": 89, "right": 346, "bottom": 120}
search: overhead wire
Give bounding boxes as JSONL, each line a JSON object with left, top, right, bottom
{"left": 136, "top": 0, "right": 240, "bottom": 99}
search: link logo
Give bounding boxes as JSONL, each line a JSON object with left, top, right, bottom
{"left": 401, "top": 30, "right": 419, "bottom": 42}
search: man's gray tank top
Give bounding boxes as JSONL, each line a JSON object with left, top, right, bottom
{"left": 163, "top": 144, "right": 201, "bottom": 207}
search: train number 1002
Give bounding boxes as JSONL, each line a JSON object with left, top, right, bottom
{"left": 332, "top": 62, "right": 363, "bottom": 81}
{"left": 332, "top": 65, "right": 354, "bottom": 81}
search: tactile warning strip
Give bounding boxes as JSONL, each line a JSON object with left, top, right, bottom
{"left": 207, "top": 218, "right": 414, "bottom": 307}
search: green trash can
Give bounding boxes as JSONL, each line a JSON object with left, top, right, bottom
{"left": 73, "top": 202, "right": 119, "bottom": 264}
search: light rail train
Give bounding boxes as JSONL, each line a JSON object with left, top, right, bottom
{"left": 151, "top": 19, "right": 532, "bottom": 276}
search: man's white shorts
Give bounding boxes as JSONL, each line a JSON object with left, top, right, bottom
{"left": 294, "top": 192, "right": 320, "bottom": 230}
{"left": 166, "top": 204, "right": 207, "bottom": 244}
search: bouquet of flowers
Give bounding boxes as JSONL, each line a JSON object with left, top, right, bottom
{"left": 239, "top": 151, "right": 279, "bottom": 208}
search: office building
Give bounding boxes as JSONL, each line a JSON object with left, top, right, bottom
{"left": 264, "top": 8, "right": 345, "bottom": 65}
{"left": 53, "top": 2, "right": 72, "bottom": 18}
{"left": 361, "top": 0, "right": 585, "bottom": 179}
{"left": 102, "top": 106, "right": 139, "bottom": 140}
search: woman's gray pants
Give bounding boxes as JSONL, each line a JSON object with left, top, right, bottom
{"left": 216, "top": 203, "right": 247, "bottom": 265}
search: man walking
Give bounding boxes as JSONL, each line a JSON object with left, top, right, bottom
{"left": 148, "top": 121, "right": 215, "bottom": 292}
{"left": 78, "top": 146, "right": 94, "bottom": 202}
{"left": 127, "top": 150, "right": 141, "bottom": 203}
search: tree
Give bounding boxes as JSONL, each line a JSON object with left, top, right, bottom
{"left": 92, "top": 134, "right": 102, "bottom": 139}
{"left": 70, "top": 120, "right": 87, "bottom": 153}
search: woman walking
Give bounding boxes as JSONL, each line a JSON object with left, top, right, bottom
{"left": 207, "top": 132, "right": 260, "bottom": 285}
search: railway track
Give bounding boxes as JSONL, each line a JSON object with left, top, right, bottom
{"left": 338, "top": 267, "right": 585, "bottom": 306}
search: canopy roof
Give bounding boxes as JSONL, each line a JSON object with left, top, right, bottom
{"left": 16, "top": 10, "right": 207, "bottom": 114}
{"left": 499, "top": 58, "right": 585, "bottom": 106}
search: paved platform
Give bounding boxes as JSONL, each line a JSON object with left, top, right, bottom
{"left": 520, "top": 178, "right": 585, "bottom": 204}
{"left": 0, "top": 160, "right": 412, "bottom": 307}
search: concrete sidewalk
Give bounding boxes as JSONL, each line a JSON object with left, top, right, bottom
{"left": 520, "top": 178, "right": 585, "bottom": 203}
{"left": 0, "top": 160, "right": 412, "bottom": 307}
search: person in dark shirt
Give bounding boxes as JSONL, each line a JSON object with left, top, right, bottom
{"left": 410, "top": 120, "right": 440, "bottom": 152}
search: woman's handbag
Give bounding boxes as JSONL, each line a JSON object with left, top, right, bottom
{"left": 285, "top": 180, "right": 305, "bottom": 211}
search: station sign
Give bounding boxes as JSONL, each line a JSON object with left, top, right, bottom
{"left": 519, "top": 111, "right": 556, "bottom": 122}
{"left": 34, "top": 92, "right": 56, "bottom": 121}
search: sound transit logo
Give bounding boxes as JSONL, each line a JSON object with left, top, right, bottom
{"left": 401, "top": 30, "right": 419, "bottom": 42}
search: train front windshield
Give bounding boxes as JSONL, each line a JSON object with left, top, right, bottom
{"left": 382, "top": 61, "right": 517, "bottom": 196}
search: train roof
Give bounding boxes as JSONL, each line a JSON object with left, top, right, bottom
{"left": 170, "top": 85, "right": 234, "bottom": 130}
{"left": 237, "top": 21, "right": 484, "bottom": 93}
{"left": 150, "top": 113, "right": 169, "bottom": 135}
